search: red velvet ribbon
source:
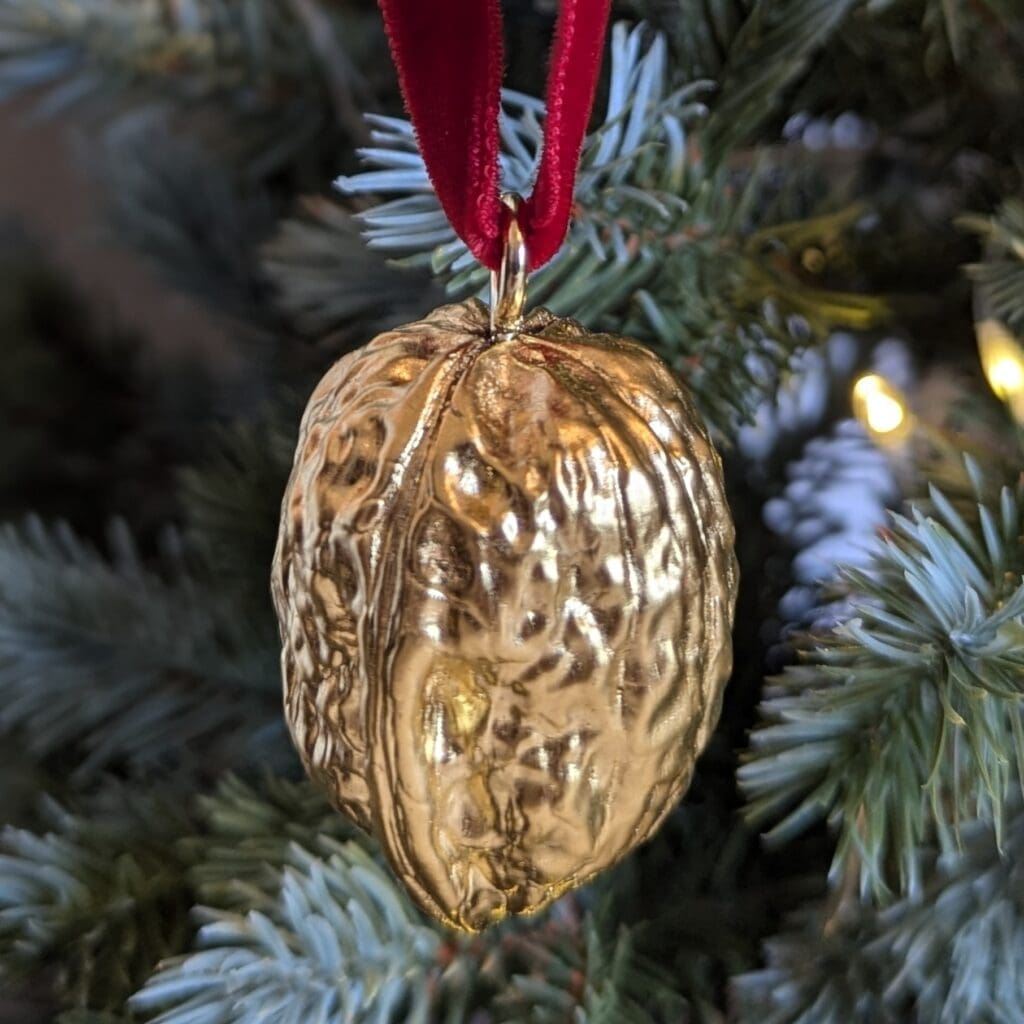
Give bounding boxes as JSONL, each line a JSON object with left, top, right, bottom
{"left": 378, "top": 0, "right": 612, "bottom": 271}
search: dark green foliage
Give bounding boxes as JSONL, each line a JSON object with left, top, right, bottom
{"left": 131, "top": 841, "right": 451, "bottom": 1024}
{"left": 616, "top": 0, "right": 864, "bottom": 160}
{"left": 963, "top": 200, "right": 1024, "bottom": 336}
{"left": 487, "top": 916, "right": 689, "bottom": 1023}
{"left": 0, "top": 784, "right": 194, "bottom": 1014}
{"left": 101, "top": 117, "right": 277, "bottom": 325}
{"left": 789, "top": 0, "right": 1024, "bottom": 141}
{"left": 700, "top": 0, "right": 860, "bottom": 163}
{"left": 0, "top": 227, "right": 211, "bottom": 536}
{"left": 262, "top": 197, "right": 439, "bottom": 341}
{"left": 130, "top": 775, "right": 478, "bottom": 1024}
{"left": 0, "top": 0, "right": 386, "bottom": 179}
{"left": 177, "top": 411, "right": 298, "bottom": 627}
{"left": 733, "top": 809, "right": 1024, "bottom": 1023}
{"left": 0, "top": 518, "right": 283, "bottom": 780}
{"left": 182, "top": 774, "right": 367, "bottom": 913}
{"left": 139, "top": 776, "right": 704, "bottom": 1022}
{"left": 630, "top": 0, "right": 756, "bottom": 79}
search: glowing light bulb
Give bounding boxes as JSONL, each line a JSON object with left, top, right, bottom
{"left": 988, "top": 357, "right": 1024, "bottom": 395}
{"left": 977, "top": 319, "right": 1024, "bottom": 423}
{"left": 852, "top": 374, "right": 912, "bottom": 444}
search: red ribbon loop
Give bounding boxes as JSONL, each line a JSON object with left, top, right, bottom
{"left": 378, "top": 0, "right": 612, "bottom": 271}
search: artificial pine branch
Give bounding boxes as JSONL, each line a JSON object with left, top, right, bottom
{"left": 699, "top": 0, "right": 860, "bottom": 164}
{"left": 261, "top": 196, "right": 439, "bottom": 342}
{"left": 282, "top": 0, "right": 373, "bottom": 145}
{"left": 489, "top": 915, "right": 688, "bottom": 1024}
{"left": 177, "top": 412, "right": 298, "bottom": 629}
{"left": 921, "top": 0, "right": 1024, "bottom": 82}
{"left": 0, "top": 225, "right": 216, "bottom": 536}
{"left": 733, "top": 806, "right": 1024, "bottom": 1023}
{"left": 0, "top": 783, "right": 195, "bottom": 1015}
{"left": 133, "top": 832, "right": 469, "bottom": 1024}
{"left": 334, "top": 22, "right": 886, "bottom": 433}
{"left": 627, "top": 0, "right": 755, "bottom": 80}
{"left": 100, "top": 115, "right": 276, "bottom": 323}
{"left": 790, "top": 0, "right": 1024, "bottom": 132}
{"left": 0, "top": 0, "right": 379, "bottom": 176}
{"left": 615, "top": 0, "right": 864, "bottom": 153}
{"left": 141, "top": 774, "right": 706, "bottom": 1023}
{"left": 961, "top": 198, "right": 1024, "bottom": 336}
{"left": 740, "top": 461, "right": 1024, "bottom": 901}
{"left": 98, "top": 119, "right": 435, "bottom": 397}
{"left": 181, "top": 774, "right": 368, "bottom": 915}
{"left": 0, "top": 517, "right": 282, "bottom": 779}
{"left": 335, "top": 25, "right": 708, "bottom": 286}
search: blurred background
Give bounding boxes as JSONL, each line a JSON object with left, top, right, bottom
{"left": 1, "top": 2, "right": 1023, "bottom": 1022}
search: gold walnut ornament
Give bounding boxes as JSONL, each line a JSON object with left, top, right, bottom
{"left": 271, "top": 201, "right": 738, "bottom": 932}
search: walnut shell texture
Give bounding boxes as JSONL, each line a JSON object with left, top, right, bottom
{"left": 271, "top": 299, "right": 738, "bottom": 931}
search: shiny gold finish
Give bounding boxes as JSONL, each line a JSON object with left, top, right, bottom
{"left": 272, "top": 299, "right": 738, "bottom": 932}
{"left": 489, "top": 193, "right": 528, "bottom": 338}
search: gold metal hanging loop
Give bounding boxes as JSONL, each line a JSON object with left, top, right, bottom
{"left": 489, "top": 193, "right": 528, "bottom": 338}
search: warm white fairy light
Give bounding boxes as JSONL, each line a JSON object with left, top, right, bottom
{"left": 977, "top": 318, "right": 1024, "bottom": 423}
{"left": 988, "top": 356, "right": 1024, "bottom": 393}
{"left": 852, "top": 373, "right": 912, "bottom": 444}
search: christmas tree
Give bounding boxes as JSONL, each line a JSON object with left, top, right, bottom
{"left": 1, "top": 1, "right": 1023, "bottom": 1020}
